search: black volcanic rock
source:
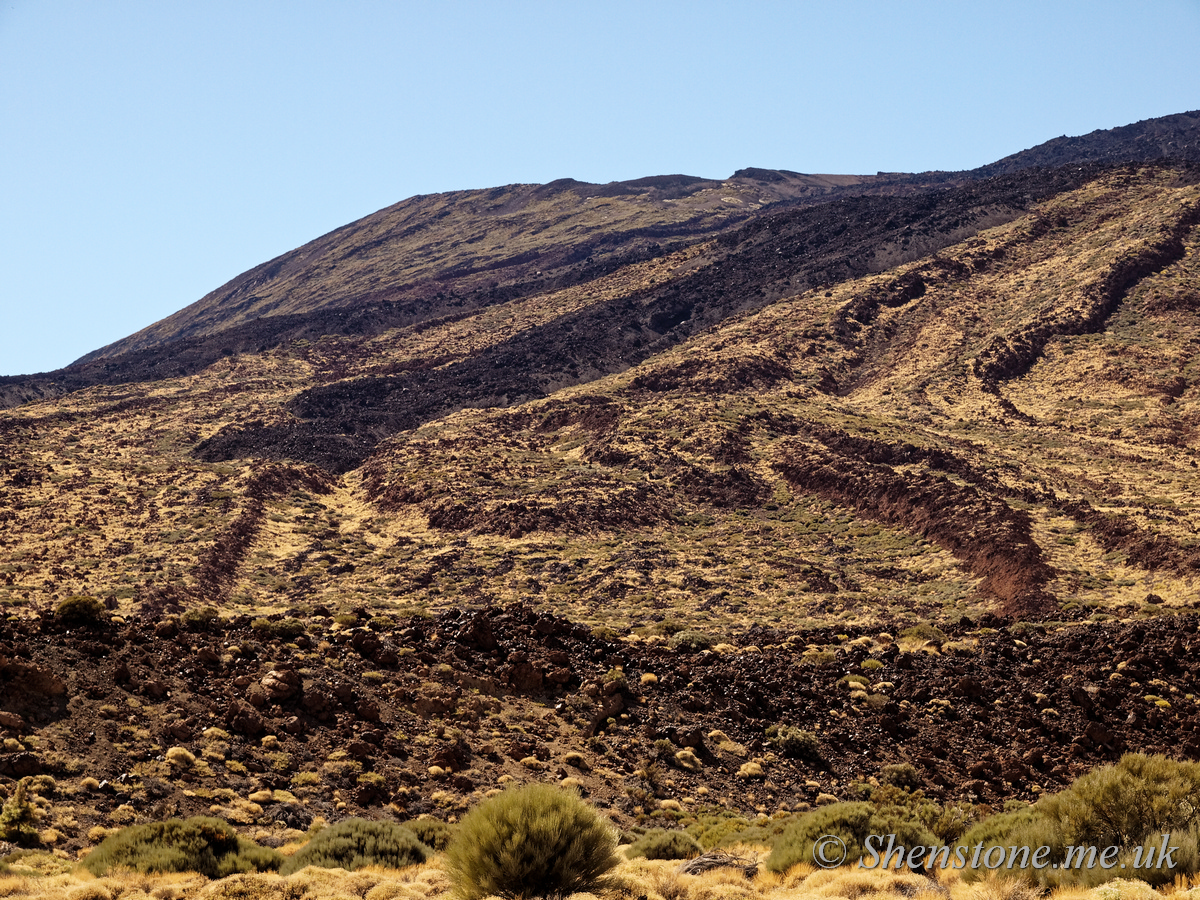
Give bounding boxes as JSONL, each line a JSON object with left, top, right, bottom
{"left": 974, "top": 110, "right": 1200, "bottom": 177}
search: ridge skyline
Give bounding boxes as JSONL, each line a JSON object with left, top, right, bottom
{"left": 3, "top": 107, "right": 1198, "bottom": 386}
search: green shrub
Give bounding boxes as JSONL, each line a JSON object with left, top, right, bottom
{"left": 879, "top": 763, "right": 922, "bottom": 792}
{"left": 766, "top": 801, "right": 935, "bottom": 873}
{"left": 82, "top": 817, "right": 282, "bottom": 878}
{"left": 1047, "top": 753, "right": 1200, "bottom": 848}
{"left": 924, "top": 801, "right": 978, "bottom": 845}
{"left": 710, "top": 813, "right": 796, "bottom": 850}
{"left": 645, "top": 619, "right": 686, "bottom": 637}
{"left": 627, "top": 829, "right": 702, "bottom": 860}
{"left": 55, "top": 595, "right": 107, "bottom": 629}
{"left": 181, "top": 606, "right": 220, "bottom": 632}
{"left": 280, "top": 818, "right": 429, "bottom": 875}
{"left": 957, "top": 804, "right": 1041, "bottom": 853}
{"left": 958, "top": 753, "right": 1200, "bottom": 887}
{"left": 652, "top": 738, "right": 678, "bottom": 760}
{"left": 445, "top": 783, "right": 619, "bottom": 900}
{"left": 0, "top": 780, "right": 39, "bottom": 844}
{"left": 900, "top": 623, "right": 947, "bottom": 644}
{"left": 766, "top": 725, "right": 821, "bottom": 760}
{"left": 404, "top": 817, "right": 455, "bottom": 852}
{"left": 669, "top": 630, "right": 715, "bottom": 653}
{"left": 865, "top": 784, "right": 974, "bottom": 844}
{"left": 251, "top": 617, "right": 305, "bottom": 642}
{"left": 683, "top": 812, "right": 754, "bottom": 850}
{"left": 603, "top": 667, "right": 628, "bottom": 691}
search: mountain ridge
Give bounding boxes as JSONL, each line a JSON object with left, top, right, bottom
{"left": 51, "top": 109, "right": 1200, "bottom": 374}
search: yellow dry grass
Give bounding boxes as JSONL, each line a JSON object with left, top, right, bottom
{"left": 1, "top": 857, "right": 1194, "bottom": 900}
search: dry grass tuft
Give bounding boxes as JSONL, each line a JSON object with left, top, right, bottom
{"left": 0, "top": 856, "right": 1191, "bottom": 900}
{"left": 954, "top": 875, "right": 1044, "bottom": 900}
{"left": 800, "top": 867, "right": 932, "bottom": 900}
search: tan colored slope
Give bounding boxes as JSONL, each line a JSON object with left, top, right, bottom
{"left": 0, "top": 241, "right": 728, "bottom": 623}
{"left": 357, "top": 166, "right": 1200, "bottom": 624}
{"left": 2, "top": 166, "right": 1198, "bottom": 634}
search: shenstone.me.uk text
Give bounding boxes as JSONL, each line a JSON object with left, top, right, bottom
{"left": 810, "top": 834, "right": 1183, "bottom": 871}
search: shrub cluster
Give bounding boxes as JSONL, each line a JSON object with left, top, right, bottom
{"left": 652, "top": 738, "right": 679, "bottom": 760}
{"left": 0, "top": 849, "right": 71, "bottom": 875}
{"left": 604, "top": 667, "right": 629, "bottom": 691}
{"left": 0, "top": 779, "right": 39, "bottom": 844}
{"left": 765, "top": 724, "right": 821, "bottom": 760}
{"left": 669, "top": 630, "right": 715, "bottom": 653}
{"left": 250, "top": 617, "right": 306, "bottom": 642}
{"left": 767, "top": 801, "right": 936, "bottom": 873}
{"left": 83, "top": 817, "right": 281, "bottom": 878}
{"left": 879, "top": 763, "right": 922, "bottom": 792}
{"left": 403, "top": 817, "right": 455, "bottom": 852}
{"left": 864, "top": 783, "right": 975, "bottom": 844}
{"left": 54, "top": 595, "right": 107, "bottom": 629}
{"left": 626, "top": 829, "right": 702, "bottom": 860}
{"left": 445, "top": 783, "right": 619, "bottom": 900}
{"left": 957, "top": 753, "right": 1200, "bottom": 887}
{"left": 703, "top": 812, "right": 794, "bottom": 851}
{"left": 181, "top": 606, "right": 221, "bottom": 632}
{"left": 900, "top": 623, "right": 947, "bottom": 644}
{"left": 280, "top": 818, "right": 430, "bottom": 875}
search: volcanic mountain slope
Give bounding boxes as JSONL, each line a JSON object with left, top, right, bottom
{"left": 975, "top": 109, "right": 1200, "bottom": 177}
{"left": 1, "top": 162, "right": 1198, "bottom": 635}
{"left": 0, "top": 171, "right": 900, "bottom": 409}
{"left": 72, "top": 171, "right": 887, "bottom": 363}
{"left": 3, "top": 141, "right": 1200, "bottom": 851}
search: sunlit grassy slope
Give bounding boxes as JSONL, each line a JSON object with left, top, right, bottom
{"left": 2, "top": 165, "right": 1199, "bottom": 632}
{"left": 1, "top": 851, "right": 1197, "bottom": 900}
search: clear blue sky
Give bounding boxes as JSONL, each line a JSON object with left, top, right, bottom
{"left": 2, "top": 1, "right": 1198, "bottom": 377}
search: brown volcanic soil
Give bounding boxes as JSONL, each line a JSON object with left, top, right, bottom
{"left": 2, "top": 604, "right": 1199, "bottom": 854}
